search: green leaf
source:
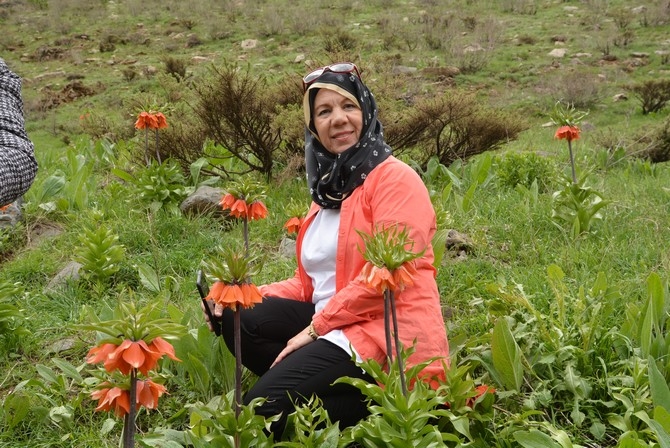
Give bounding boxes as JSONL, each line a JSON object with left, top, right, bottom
{"left": 491, "top": 318, "right": 523, "bottom": 391}
{"left": 649, "top": 356, "right": 670, "bottom": 412}
{"left": 137, "top": 262, "right": 161, "bottom": 292}
{"left": 654, "top": 406, "right": 670, "bottom": 434}
{"left": 649, "top": 419, "right": 670, "bottom": 448}
{"left": 513, "top": 429, "right": 563, "bottom": 448}
{"left": 51, "top": 358, "right": 83, "bottom": 382}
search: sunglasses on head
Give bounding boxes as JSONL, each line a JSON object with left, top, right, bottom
{"left": 302, "top": 62, "right": 361, "bottom": 91}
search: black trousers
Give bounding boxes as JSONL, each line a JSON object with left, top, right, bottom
{"left": 221, "top": 296, "right": 374, "bottom": 437}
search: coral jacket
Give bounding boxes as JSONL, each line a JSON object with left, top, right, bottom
{"left": 261, "top": 156, "right": 449, "bottom": 380}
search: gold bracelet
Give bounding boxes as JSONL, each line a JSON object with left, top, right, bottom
{"left": 307, "top": 322, "right": 319, "bottom": 340}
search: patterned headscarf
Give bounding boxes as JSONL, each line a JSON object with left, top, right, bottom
{"left": 303, "top": 70, "right": 392, "bottom": 209}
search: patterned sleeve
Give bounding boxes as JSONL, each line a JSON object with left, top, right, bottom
{"left": 0, "top": 58, "right": 38, "bottom": 207}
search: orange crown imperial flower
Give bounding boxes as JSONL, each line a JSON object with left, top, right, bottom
{"left": 554, "top": 125, "right": 580, "bottom": 142}
{"left": 136, "top": 378, "right": 168, "bottom": 410}
{"left": 220, "top": 179, "right": 268, "bottom": 221}
{"left": 91, "top": 385, "right": 131, "bottom": 417}
{"left": 206, "top": 281, "right": 263, "bottom": 310}
{"left": 154, "top": 112, "right": 168, "bottom": 129}
{"left": 357, "top": 224, "right": 424, "bottom": 294}
{"left": 91, "top": 379, "right": 168, "bottom": 417}
{"left": 135, "top": 111, "right": 158, "bottom": 130}
{"left": 86, "top": 337, "right": 180, "bottom": 376}
{"left": 360, "top": 261, "right": 418, "bottom": 294}
{"left": 283, "top": 216, "right": 303, "bottom": 235}
{"left": 201, "top": 246, "right": 264, "bottom": 310}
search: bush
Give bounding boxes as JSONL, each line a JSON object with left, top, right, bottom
{"left": 383, "top": 90, "right": 527, "bottom": 168}
{"left": 643, "top": 117, "right": 670, "bottom": 163}
{"left": 628, "top": 79, "right": 670, "bottom": 114}
{"left": 193, "top": 63, "right": 285, "bottom": 179}
{"left": 495, "top": 151, "right": 557, "bottom": 192}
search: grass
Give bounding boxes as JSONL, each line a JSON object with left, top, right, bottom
{"left": 1, "top": 0, "right": 670, "bottom": 446}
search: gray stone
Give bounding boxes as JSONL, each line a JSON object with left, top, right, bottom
{"left": 44, "top": 261, "right": 83, "bottom": 294}
{"left": 180, "top": 186, "right": 226, "bottom": 217}
{"left": 548, "top": 48, "right": 568, "bottom": 58}
{"left": 279, "top": 237, "right": 296, "bottom": 259}
{"left": 0, "top": 198, "right": 23, "bottom": 228}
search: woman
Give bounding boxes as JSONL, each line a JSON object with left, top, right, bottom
{"left": 0, "top": 58, "right": 38, "bottom": 207}
{"left": 207, "top": 62, "right": 449, "bottom": 437}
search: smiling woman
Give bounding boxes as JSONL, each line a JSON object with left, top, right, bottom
{"left": 0, "top": 58, "right": 38, "bottom": 207}
{"left": 202, "top": 62, "right": 450, "bottom": 439}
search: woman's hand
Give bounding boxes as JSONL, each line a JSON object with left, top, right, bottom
{"left": 201, "top": 300, "right": 225, "bottom": 333}
{"left": 270, "top": 327, "right": 315, "bottom": 368}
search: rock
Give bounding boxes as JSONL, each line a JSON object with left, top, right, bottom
{"left": 294, "top": 54, "right": 305, "bottom": 63}
{"left": 0, "top": 199, "right": 23, "bottom": 228}
{"left": 548, "top": 48, "right": 568, "bottom": 58}
{"left": 463, "top": 44, "right": 484, "bottom": 53}
{"left": 445, "top": 229, "right": 474, "bottom": 253}
{"left": 421, "top": 66, "right": 461, "bottom": 79}
{"left": 279, "top": 237, "right": 296, "bottom": 259}
{"left": 46, "top": 338, "right": 77, "bottom": 355}
{"left": 631, "top": 52, "right": 649, "bottom": 58}
{"left": 180, "top": 186, "right": 226, "bottom": 217}
{"left": 613, "top": 93, "right": 628, "bottom": 102}
{"left": 391, "top": 65, "right": 417, "bottom": 75}
{"left": 191, "top": 56, "right": 212, "bottom": 64}
{"left": 44, "top": 261, "right": 83, "bottom": 294}
{"left": 241, "top": 39, "right": 257, "bottom": 50}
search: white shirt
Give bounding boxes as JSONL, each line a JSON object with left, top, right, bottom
{"left": 301, "top": 209, "right": 361, "bottom": 361}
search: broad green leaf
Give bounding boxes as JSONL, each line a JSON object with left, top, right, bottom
{"left": 649, "top": 356, "right": 670, "bottom": 413}
{"left": 51, "top": 358, "right": 83, "bottom": 382}
{"left": 655, "top": 406, "right": 670, "bottom": 433}
{"left": 649, "top": 419, "right": 670, "bottom": 448}
{"left": 513, "top": 430, "right": 562, "bottom": 448}
{"left": 491, "top": 318, "right": 523, "bottom": 391}
{"left": 137, "top": 262, "right": 162, "bottom": 292}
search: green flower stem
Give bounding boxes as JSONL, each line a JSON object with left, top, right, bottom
{"left": 389, "top": 290, "right": 408, "bottom": 397}
{"left": 154, "top": 129, "right": 162, "bottom": 164}
{"left": 144, "top": 128, "right": 149, "bottom": 166}
{"left": 384, "top": 289, "right": 393, "bottom": 365}
{"left": 243, "top": 216, "right": 249, "bottom": 256}
{"left": 234, "top": 307, "right": 241, "bottom": 448}
{"left": 568, "top": 140, "right": 576, "bottom": 184}
{"left": 123, "top": 368, "right": 137, "bottom": 448}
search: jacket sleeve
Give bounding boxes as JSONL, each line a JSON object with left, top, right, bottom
{"left": 312, "top": 160, "right": 437, "bottom": 335}
{"left": 0, "top": 59, "right": 38, "bottom": 206}
{"left": 259, "top": 268, "right": 307, "bottom": 301}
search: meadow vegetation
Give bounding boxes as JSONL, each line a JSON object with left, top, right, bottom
{"left": 1, "top": 0, "right": 670, "bottom": 446}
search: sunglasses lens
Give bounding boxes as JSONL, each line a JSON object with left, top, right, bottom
{"left": 303, "top": 63, "right": 360, "bottom": 90}
{"left": 329, "top": 63, "right": 355, "bottom": 72}
{"left": 303, "top": 68, "right": 324, "bottom": 85}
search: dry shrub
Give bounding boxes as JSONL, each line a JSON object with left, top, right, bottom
{"left": 259, "top": 6, "right": 285, "bottom": 37}
{"left": 550, "top": 70, "right": 602, "bottom": 109}
{"left": 192, "top": 63, "right": 285, "bottom": 178}
{"left": 322, "top": 29, "right": 358, "bottom": 54}
{"left": 384, "top": 90, "right": 528, "bottom": 167}
{"left": 162, "top": 56, "right": 187, "bottom": 81}
{"left": 79, "top": 110, "right": 133, "bottom": 142}
{"left": 500, "top": 0, "right": 537, "bottom": 14}
{"left": 627, "top": 79, "right": 670, "bottom": 114}
{"left": 287, "top": 8, "right": 321, "bottom": 36}
{"left": 644, "top": 118, "right": 670, "bottom": 163}
{"left": 155, "top": 117, "right": 209, "bottom": 173}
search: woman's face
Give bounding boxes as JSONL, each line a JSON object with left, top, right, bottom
{"left": 312, "top": 89, "right": 363, "bottom": 155}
